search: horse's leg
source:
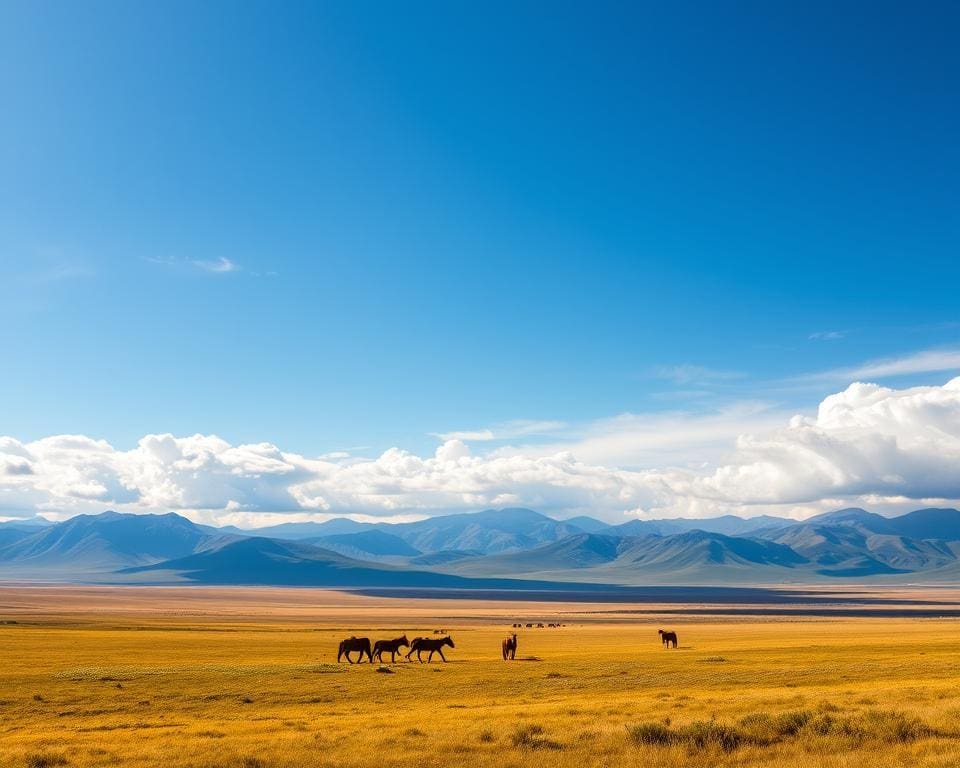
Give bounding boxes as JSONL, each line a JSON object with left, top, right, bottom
{"left": 438, "top": 649, "right": 446, "bottom": 662}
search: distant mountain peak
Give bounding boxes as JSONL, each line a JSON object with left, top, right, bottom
{"left": 808, "top": 507, "right": 874, "bottom": 522}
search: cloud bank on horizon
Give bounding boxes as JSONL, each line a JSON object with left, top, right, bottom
{"left": 3, "top": 377, "right": 960, "bottom": 526}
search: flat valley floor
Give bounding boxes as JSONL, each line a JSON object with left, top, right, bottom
{"left": 3, "top": 585, "right": 960, "bottom": 768}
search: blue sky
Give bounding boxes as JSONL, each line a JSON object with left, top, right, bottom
{"left": 2, "top": 2, "right": 960, "bottom": 522}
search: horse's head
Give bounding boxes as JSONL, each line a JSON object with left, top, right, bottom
{"left": 444, "top": 636, "right": 455, "bottom": 648}
{"left": 658, "top": 629, "right": 664, "bottom": 635}
{"left": 399, "top": 634, "right": 409, "bottom": 647}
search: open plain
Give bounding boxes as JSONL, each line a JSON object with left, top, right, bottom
{"left": 3, "top": 585, "right": 960, "bottom": 768}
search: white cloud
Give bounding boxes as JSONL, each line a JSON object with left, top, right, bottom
{"left": 146, "top": 256, "right": 241, "bottom": 274}
{"left": 192, "top": 257, "right": 239, "bottom": 273}
{"left": 430, "top": 419, "right": 567, "bottom": 442}
{"left": 650, "top": 364, "right": 744, "bottom": 385}
{"left": 500, "top": 401, "right": 789, "bottom": 470}
{"left": 809, "top": 330, "right": 846, "bottom": 341}
{"left": 3, "top": 378, "right": 960, "bottom": 523}
{"left": 645, "top": 377, "right": 960, "bottom": 513}
{"left": 801, "top": 347, "right": 960, "bottom": 384}
{"left": 432, "top": 429, "right": 497, "bottom": 442}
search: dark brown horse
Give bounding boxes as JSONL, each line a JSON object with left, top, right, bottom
{"left": 337, "top": 636, "right": 373, "bottom": 663}
{"left": 502, "top": 633, "right": 518, "bottom": 660}
{"left": 658, "top": 629, "right": 678, "bottom": 648}
{"left": 407, "top": 635, "right": 455, "bottom": 662}
{"left": 372, "top": 635, "right": 409, "bottom": 663}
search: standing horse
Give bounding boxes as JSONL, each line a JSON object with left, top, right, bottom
{"left": 502, "top": 633, "right": 518, "bottom": 660}
{"left": 407, "top": 635, "right": 455, "bottom": 663}
{"left": 372, "top": 635, "right": 409, "bottom": 663}
{"left": 337, "top": 636, "right": 373, "bottom": 663}
{"left": 658, "top": 629, "right": 678, "bottom": 648}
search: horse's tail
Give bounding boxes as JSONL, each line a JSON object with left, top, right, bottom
{"left": 406, "top": 638, "right": 420, "bottom": 661}
{"left": 337, "top": 640, "right": 345, "bottom": 663}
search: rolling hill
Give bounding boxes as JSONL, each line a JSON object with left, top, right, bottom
{"left": 303, "top": 530, "right": 422, "bottom": 561}
{"left": 118, "top": 535, "right": 596, "bottom": 591}
{"left": 443, "top": 530, "right": 810, "bottom": 583}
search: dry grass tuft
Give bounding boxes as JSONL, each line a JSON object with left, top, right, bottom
{"left": 26, "top": 755, "right": 68, "bottom": 768}
{"left": 629, "top": 708, "right": 942, "bottom": 753}
{"left": 510, "top": 724, "right": 562, "bottom": 750}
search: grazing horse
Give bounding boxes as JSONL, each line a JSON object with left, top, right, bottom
{"left": 372, "top": 635, "right": 409, "bottom": 663}
{"left": 658, "top": 629, "right": 678, "bottom": 649}
{"left": 407, "top": 635, "right": 455, "bottom": 663}
{"left": 337, "top": 636, "right": 373, "bottom": 663}
{"left": 502, "top": 633, "right": 518, "bottom": 661}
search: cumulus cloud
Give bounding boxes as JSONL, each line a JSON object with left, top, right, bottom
{"left": 643, "top": 377, "right": 960, "bottom": 514}
{"left": 3, "top": 378, "right": 960, "bottom": 523}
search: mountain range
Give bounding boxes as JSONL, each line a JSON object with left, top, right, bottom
{"left": 4, "top": 506, "right": 960, "bottom": 586}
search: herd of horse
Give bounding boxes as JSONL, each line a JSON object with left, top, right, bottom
{"left": 336, "top": 628, "right": 679, "bottom": 663}
{"left": 337, "top": 634, "right": 455, "bottom": 663}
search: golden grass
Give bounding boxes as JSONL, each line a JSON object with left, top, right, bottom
{"left": 2, "top": 587, "right": 960, "bottom": 767}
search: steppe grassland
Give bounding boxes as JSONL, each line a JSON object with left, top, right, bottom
{"left": 2, "top": 589, "right": 960, "bottom": 767}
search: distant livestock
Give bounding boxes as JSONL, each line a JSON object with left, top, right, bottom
{"left": 658, "top": 629, "right": 678, "bottom": 649}
{"left": 407, "top": 635, "right": 455, "bottom": 663}
{"left": 372, "top": 635, "right": 409, "bottom": 663}
{"left": 337, "top": 636, "right": 373, "bottom": 663}
{"left": 502, "top": 633, "right": 518, "bottom": 661}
